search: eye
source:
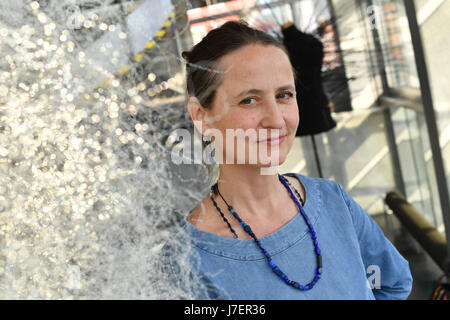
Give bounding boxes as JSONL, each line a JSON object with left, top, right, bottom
{"left": 239, "top": 97, "right": 256, "bottom": 105}
{"left": 278, "top": 91, "right": 295, "bottom": 100}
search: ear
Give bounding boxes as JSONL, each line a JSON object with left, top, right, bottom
{"left": 187, "top": 96, "right": 209, "bottom": 135}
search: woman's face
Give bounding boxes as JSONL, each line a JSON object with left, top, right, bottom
{"left": 194, "top": 44, "right": 299, "bottom": 168}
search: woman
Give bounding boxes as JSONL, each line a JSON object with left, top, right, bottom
{"left": 179, "top": 20, "right": 412, "bottom": 299}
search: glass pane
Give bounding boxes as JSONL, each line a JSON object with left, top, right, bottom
{"left": 389, "top": 105, "right": 443, "bottom": 229}
{"left": 414, "top": 0, "right": 450, "bottom": 229}
{"left": 372, "top": 0, "right": 419, "bottom": 88}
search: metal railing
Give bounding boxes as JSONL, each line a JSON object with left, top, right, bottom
{"left": 385, "top": 190, "right": 449, "bottom": 275}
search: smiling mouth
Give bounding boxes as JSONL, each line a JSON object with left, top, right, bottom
{"left": 258, "top": 135, "right": 286, "bottom": 146}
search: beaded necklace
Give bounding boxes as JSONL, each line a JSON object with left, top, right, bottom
{"left": 209, "top": 174, "right": 322, "bottom": 291}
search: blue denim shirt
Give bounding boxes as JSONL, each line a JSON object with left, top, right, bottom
{"left": 179, "top": 173, "right": 413, "bottom": 300}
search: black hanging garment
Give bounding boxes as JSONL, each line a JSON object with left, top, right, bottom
{"left": 281, "top": 24, "right": 336, "bottom": 136}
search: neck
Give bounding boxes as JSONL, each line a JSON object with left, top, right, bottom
{"left": 215, "top": 164, "right": 287, "bottom": 220}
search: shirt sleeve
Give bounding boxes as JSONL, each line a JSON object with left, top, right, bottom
{"left": 337, "top": 183, "right": 413, "bottom": 300}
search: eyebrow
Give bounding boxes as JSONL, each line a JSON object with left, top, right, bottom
{"left": 236, "top": 85, "right": 295, "bottom": 98}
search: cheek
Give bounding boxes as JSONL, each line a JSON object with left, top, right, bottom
{"left": 284, "top": 103, "right": 299, "bottom": 130}
{"left": 218, "top": 110, "right": 259, "bottom": 131}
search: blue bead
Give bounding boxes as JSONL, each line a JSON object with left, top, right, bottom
{"left": 268, "top": 260, "right": 276, "bottom": 268}
{"left": 293, "top": 282, "right": 300, "bottom": 289}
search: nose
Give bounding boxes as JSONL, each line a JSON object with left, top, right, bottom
{"left": 260, "top": 97, "right": 285, "bottom": 129}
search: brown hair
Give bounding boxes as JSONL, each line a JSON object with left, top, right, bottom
{"left": 182, "top": 19, "right": 297, "bottom": 110}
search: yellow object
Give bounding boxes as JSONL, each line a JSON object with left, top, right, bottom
{"left": 134, "top": 53, "right": 144, "bottom": 62}
{"left": 115, "top": 65, "right": 131, "bottom": 75}
{"left": 154, "top": 30, "right": 166, "bottom": 38}
{"left": 99, "top": 78, "right": 112, "bottom": 88}
{"left": 144, "top": 41, "right": 156, "bottom": 50}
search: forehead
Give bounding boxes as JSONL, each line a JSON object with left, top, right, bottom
{"left": 217, "top": 44, "right": 294, "bottom": 95}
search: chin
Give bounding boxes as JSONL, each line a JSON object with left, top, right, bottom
{"left": 256, "top": 152, "right": 288, "bottom": 167}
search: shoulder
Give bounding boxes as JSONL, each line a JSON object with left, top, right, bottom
{"left": 283, "top": 172, "right": 341, "bottom": 195}
{"left": 284, "top": 172, "right": 351, "bottom": 217}
{"left": 304, "top": 175, "right": 356, "bottom": 214}
{"left": 302, "top": 176, "right": 374, "bottom": 233}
